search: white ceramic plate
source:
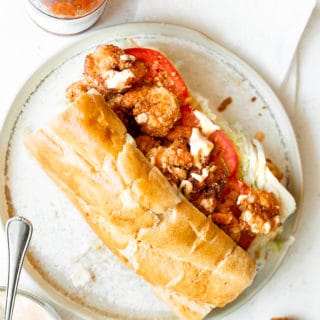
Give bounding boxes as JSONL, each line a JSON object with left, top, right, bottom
{"left": 0, "top": 23, "right": 303, "bottom": 320}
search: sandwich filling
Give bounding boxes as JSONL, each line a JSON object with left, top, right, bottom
{"left": 66, "top": 44, "right": 290, "bottom": 250}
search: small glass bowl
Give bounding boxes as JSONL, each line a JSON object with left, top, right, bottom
{"left": 26, "top": 0, "right": 108, "bottom": 35}
{"left": 0, "top": 286, "right": 61, "bottom": 320}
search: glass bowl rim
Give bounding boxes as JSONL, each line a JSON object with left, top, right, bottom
{"left": 0, "top": 286, "right": 62, "bottom": 319}
{"left": 27, "top": 0, "right": 108, "bottom": 21}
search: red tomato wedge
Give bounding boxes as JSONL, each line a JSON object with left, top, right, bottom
{"left": 209, "top": 130, "right": 238, "bottom": 177}
{"left": 124, "top": 47, "right": 190, "bottom": 105}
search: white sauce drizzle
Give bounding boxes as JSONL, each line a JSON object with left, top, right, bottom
{"left": 189, "top": 128, "right": 214, "bottom": 169}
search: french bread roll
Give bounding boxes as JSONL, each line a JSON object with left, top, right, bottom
{"left": 24, "top": 93, "right": 256, "bottom": 320}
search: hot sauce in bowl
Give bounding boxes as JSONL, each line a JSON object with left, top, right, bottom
{"left": 43, "top": 0, "right": 106, "bottom": 18}
{"left": 26, "top": 0, "right": 108, "bottom": 34}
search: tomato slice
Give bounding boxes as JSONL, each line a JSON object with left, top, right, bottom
{"left": 209, "top": 130, "right": 238, "bottom": 177}
{"left": 124, "top": 47, "right": 189, "bottom": 105}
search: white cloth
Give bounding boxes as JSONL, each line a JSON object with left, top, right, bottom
{"left": 0, "top": 1, "right": 318, "bottom": 319}
{"left": 131, "top": 0, "right": 316, "bottom": 90}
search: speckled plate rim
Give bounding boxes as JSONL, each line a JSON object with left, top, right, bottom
{"left": 0, "top": 22, "right": 303, "bottom": 320}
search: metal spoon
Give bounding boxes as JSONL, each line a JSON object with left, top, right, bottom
{"left": 4, "top": 216, "right": 33, "bottom": 320}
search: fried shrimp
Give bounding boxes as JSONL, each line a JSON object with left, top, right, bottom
{"left": 65, "top": 80, "right": 90, "bottom": 102}
{"left": 238, "top": 190, "right": 281, "bottom": 234}
{"left": 84, "top": 44, "right": 147, "bottom": 95}
{"left": 146, "top": 138, "right": 193, "bottom": 182}
{"left": 165, "top": 125, "right": 192, "bottom": 141}
{"left": 147, "top": 139, "right": 192, "bottom": 169}
{"left": 135, "top": 135, "right": 160, "bottom": 155}
{"left": 120, "top": 85, "right": 181, "bottom": 137}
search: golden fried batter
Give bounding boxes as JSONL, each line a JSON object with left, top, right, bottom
{"left": 165, "top": 124, "right": 192, "bottom": 141}
{"left": 65, "top": 80, "right": 91, "bottom": 103}
{"left": 147, "top": 139, "right": 193, "bottom": 181}
{"left": 135, "top": 135, "right": 160, "bottom": 155}
{"left": 85, "top": 45, "right": 124, "bottom": 78}
{"left": 83, "top": 44, "right": 147, "bottom": 95}
{"left": 238, "top": 190, "right": 281, "bottom": 234}
{"left": 121, "top": 85, "right": 181, "bottom": 137}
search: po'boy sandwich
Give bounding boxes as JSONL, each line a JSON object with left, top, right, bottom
{"left": 24, "top": 44, "right": 296, "bottom": 320}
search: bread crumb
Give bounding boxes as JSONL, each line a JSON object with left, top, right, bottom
{"left": 254, "top": 131, "right": 265, "bottom": 142}
{"left": 217, "top": 96, "right": 233, "bottom": 112}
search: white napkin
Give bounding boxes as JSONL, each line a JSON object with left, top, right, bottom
{"left": 132, "top": 0, "right": 315, "bottom": 90}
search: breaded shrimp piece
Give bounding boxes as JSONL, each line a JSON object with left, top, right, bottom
{"left": 135, "top": 135, "right": 160, "bottom": 155}
{"left": 165, "top": 124, "right": 192, "bottom": 141}
{"left": 121, "top": 85, "right": 181, "bottom": 137}
{"left": 65, "top": 80, "right": 90, "bottom": 103}
{"left": 84, "top": 44, "right": 147, "bottom": 94}
{"left": 146, "top": 138, "right": 193, "bottom": 181}
{"left": 238, "top": 190, "right": 280, "bottom": 235}
{"left": 147, "top": 138, "right": 192, "bottom": 170}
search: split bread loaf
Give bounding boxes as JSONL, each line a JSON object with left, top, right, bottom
{"left": 24, "top": 93, "right": 256, "bottom": 320}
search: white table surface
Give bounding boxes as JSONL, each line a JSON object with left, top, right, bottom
{"left": 1, "top": 1, "right": 320, "bottom": 319}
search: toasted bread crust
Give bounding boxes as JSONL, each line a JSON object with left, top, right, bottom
{"left": 24, "top": 93, "right": 255, "bottom": 319}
